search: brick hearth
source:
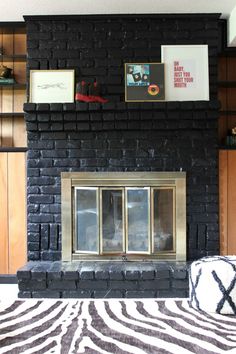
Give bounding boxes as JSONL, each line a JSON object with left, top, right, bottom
{"left": 18, "top": 261, "right": 188, "bottom": 298}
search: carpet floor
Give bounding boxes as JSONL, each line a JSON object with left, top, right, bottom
{"left": 0, "top": 298, "right": 236, "bottom": 354}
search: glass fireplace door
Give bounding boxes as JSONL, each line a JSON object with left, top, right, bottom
{"left": 75, "top": 187, "right": 99, "bottom": 254}
{"left": 126, "top": 188, "right": 150, "bottom": 253}
{"left": 74, "top": 185, "right": 176, "bottom": 258}
{"left": 152, "top": 187, "right": 175, "bottom": 253}
{"left": 100, "top": 188, "right": 125, "bottom": 254}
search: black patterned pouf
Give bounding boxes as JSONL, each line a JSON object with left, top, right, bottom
{"left": 189, "top": 256, "right": 236, "bottom": 314}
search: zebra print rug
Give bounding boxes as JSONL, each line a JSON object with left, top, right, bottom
{"left": 0, "top": 299, "right": 236, "bottom": 354}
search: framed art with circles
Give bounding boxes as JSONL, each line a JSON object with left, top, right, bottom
{"left": 125, "top": 63, "right": 165, "bottom": 102}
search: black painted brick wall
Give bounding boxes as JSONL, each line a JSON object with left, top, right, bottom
{"left": 24, "top": 14, "right": 220, "bottom": 262}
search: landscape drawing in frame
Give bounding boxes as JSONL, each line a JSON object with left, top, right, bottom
{"left": 30, "top": 70, "right": 75, "bottom": 103}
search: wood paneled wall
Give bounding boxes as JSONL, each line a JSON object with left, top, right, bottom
{"left": 0, "top": 116, "right": 26, "bottom": 147}
{"left": 219, "top": 150, "right": 236, "bottom": 255}
{"left": 0, "top": 25, "right": 27, "bottom": 274}
{"left": 0, "top": 152, "right": 27, "bottom": 274}
{"left": 218, "top": 55, "right": 236, "bottom": 255}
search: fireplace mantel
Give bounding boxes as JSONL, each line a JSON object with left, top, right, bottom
{"left": 24, "top": 101, "right": 219, "bottom": 114}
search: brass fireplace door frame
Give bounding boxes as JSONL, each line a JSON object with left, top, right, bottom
{"left": 61, "top": 172, "right": 186, "bottom": 261}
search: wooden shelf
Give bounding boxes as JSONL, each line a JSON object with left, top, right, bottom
{"left": 0, "top": 55, "right": 26, "bottom": 61}
{"left": 218, "top": 81, "right": 236, "bottom": 88}
{"left": 220, "top": 111, "right": 236, "bottom": 115}
{"left": 219, "top": 145, "right": 236, "bottom": 150}
{"left": 0, "top": 147, "right": 27, "bottom": 152}
{"left": 0, "top": 113, "right": 23, "bottom": 117}
{"left": 0, "top": 83, "right": 26, "bottom": 89}
{"left": 219, "top": 49, "right": 236, "bottom": 57}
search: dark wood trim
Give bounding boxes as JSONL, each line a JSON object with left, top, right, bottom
{"left": 0, "top": 84, "right": 26, "bottom": 89}
{"left": 219, "top": 146, "right": 236, "bottom": 150}
{"left": 0, "top": 275, "right": 17, "bottom": 284}
{"left": 0, "top": 147, "right": 28, "bottom": 152}
{"left": 0, "top": 55, "right": 26, "bottom": 61}
{"left": 218, "top": 81, "right": 236, "bottom": 88}
{"left": 220, "top": 111, "right": 236, "bottom": 115}
{"left": 219, "top": 50, "right": 236, "bottom": 57}
{"left": 0, "top": 22, "right": 25, "bottom": 27}
{"left": 0, "top": 113, "right": 24, "bottom": 117}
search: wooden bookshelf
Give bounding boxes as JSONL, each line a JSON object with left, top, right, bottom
{"left": 0, "top": 23, "right": 27, "bottom": 275}
{"left": 0, "top": 23, "right": 27, "bottom": 148}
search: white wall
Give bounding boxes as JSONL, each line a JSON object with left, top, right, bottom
{"left": 0, "top": 0, "right": 236, "bottom": 22}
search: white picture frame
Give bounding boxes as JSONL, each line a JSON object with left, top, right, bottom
{"left": 29, "top": 70, "right": 75, "bottom": 103}
{"left": 161, "top": 45, "right": 209, "bottom": 101}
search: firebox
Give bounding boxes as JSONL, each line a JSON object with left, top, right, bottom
{"left": 61, "top": 172, "right": 186, "bottom": 261}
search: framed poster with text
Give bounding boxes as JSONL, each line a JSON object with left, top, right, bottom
{"left": 125, "top": 63, "right": 165, "bottom": 102}
{"left": 161, "top": 45, "right": 209, "bottom": 101}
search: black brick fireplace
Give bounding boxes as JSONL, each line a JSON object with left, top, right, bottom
{"left": 17, "top": 13, "right": 220, "bottom": 298}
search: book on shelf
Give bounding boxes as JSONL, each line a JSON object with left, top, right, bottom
{"left": 225, "top": 135, "right": 236, "bottom": 147}
{"left": 0, "top": 78, "right": 16, "bottom": 85}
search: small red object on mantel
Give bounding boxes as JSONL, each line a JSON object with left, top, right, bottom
{"left": 75, "top": 80, "right": 108, "bottom": 103}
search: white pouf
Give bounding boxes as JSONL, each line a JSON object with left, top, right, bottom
{"left": 189, "top": 256, "right": 236, "bottom": 314}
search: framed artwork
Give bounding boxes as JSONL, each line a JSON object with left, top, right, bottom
{"left": 161, "top": 45, "right": 209, "bottom": 101}
{"left": 29, "top": 70, "right": 75, "bottom": 103}
{"left": 125, "top": 63, "right": 165, "bottom": 102}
